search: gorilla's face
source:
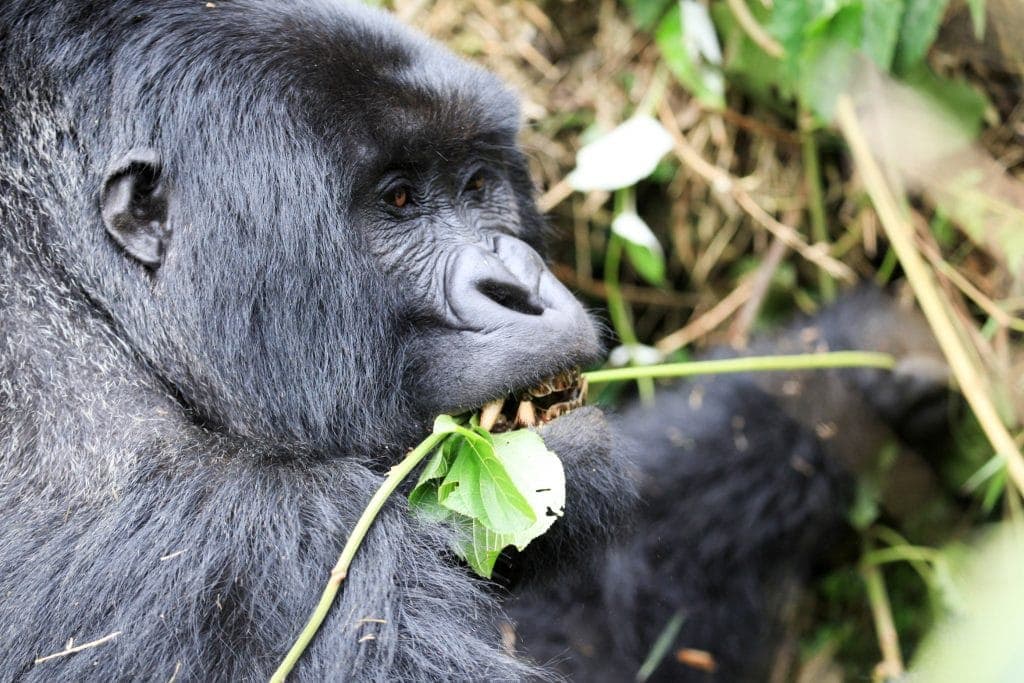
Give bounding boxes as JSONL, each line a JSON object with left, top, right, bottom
{"left": 84, "top": 2, "right": 602, "bottom": 460}
{"left": 344, "top": 76, "right": 603, "bottom": 430}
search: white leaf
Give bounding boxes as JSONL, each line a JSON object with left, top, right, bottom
{"left": 682, "top": 0, "right": 722, "bottom": 66}
{"left": 567, "top": 116, "right": 674, "bottom": 192}
{"left": 611, "top": 210, "right": 662, "bottom": 253}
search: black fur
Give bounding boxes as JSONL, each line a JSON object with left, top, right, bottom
{"left": 0, "top": 2, "right": 623, "bottom": 679}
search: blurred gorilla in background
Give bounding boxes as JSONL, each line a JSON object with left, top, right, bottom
{"left": 508, "top": 288, "right": 951, "bottom": 681}
{"left": 0, "top": 1, "right": 949, "bottom": 680}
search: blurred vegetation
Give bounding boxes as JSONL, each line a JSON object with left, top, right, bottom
{"left": 385, "top": 0, "right": 1023, "bottom": 679}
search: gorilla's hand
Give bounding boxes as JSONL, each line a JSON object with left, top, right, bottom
{"left": 490, "top": 406, "right": 637, "bottom": 586}
{"left": 745, "top": 286, "right": 953, "bottom": 469}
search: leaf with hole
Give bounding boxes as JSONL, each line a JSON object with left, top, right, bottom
{"left": 451, "top": 429, "right": 566, "bottom": 577}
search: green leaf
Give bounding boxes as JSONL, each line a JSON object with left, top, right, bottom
{"left": 848, "top": 479, "right": 881, "bottom": 530}
{"left": 894, "top": 0, "right": 951, "bottom": 73}
{"left": 459, "top": 520, "right": 512, "bottom": 578}
{"left": 438, "top": 431, "right": 536, "bottom": 534}
{"left": 767, "top": 0, "right": 819, "bottom": 59}
{"left": 899, "top": 63, "right": 988, "bottom": 137}
{"left": 408, "top": 434, "right": 458, "bottom": 507}
{"left": 966, "top": 0, "right": 986, "bottom": 39}
{"left": 491, "top": 429, "right": 566, "bottom": 543}
{"left": 712, "top": 1, "right": 790, "bottom": 105}
{"left": 655, "top": 1, "right": 725, "bottom": 109}
{"left": 413, "top": 437, "right": 457, "bottom": 487}
{"left": 861, "top": 0, "right": 904, "bottom": 70}
{"left": 624, "top": 0, "right": 675, "bottom": 32}
{"left": 612, "top": 211, "right": 666, "bottom": 286}
{"left": 411, "top": 423, "right": 566, "bottom": 579}
{"left": 911, "top": 526, "right": 1024, "bottom": 681}
{"left": 432, "top": 414, "right": 461, "bottom": 435}
{"left": 797, "top": 4, "right": 863, "bottom": 122}
{"left": 452, "top": 430, "right": 567, "bottom": 578}
{"left": 407, "top": 481, "right": 455, "bottom": 524}
{"left": 408, "top": 433, "right": 462, "bottom": 523}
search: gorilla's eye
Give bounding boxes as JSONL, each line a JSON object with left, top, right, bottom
{"left": 383, "top": 185, "right": 412, "bottom": 209}
{"left": 387, "top": 187, "right": 407, "bottom": 208}
{"left": 464, "top": 170, "right": 487, "bottom": 194}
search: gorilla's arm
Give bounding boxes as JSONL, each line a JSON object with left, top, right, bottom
{"left": 491, "top": 407, "right": 638, "bottom": 586}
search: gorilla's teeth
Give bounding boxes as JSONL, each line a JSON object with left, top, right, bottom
{"left": 479, "top": 400, "right": 504, "bottom": 431}
{"left": 544, "top": 402, "right": 571, "bottom": 420}
{"left": 515, "top": 400, "right": 537, "bottom": 428}
{"left": 529, "top": 382, "right": 552, "bottom": 398}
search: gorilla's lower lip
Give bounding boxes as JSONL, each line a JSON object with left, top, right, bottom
{"left": 478, "top": 367, "right": 587, "bottom": 432}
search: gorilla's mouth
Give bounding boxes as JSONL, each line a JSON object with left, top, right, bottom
{"left": 478, "top": 367, "right": 588, "bottom": 433}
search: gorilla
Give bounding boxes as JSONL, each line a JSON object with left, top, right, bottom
{"left": 0, "top": 1, "right": 949, "bottom": 681}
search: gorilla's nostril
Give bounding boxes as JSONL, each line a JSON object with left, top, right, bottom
{"left": 477, "top": 278, "right": 544, "bottom": 316}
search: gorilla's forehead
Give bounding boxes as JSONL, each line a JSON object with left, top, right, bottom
{"left": 278, "top": 1, "right": 523, "bottom": 164}
{"left": 199, "top": 0, "right": 525, "bottom": 165}
{"left": 7, "top": 0, "right": 523, "bottom": 174}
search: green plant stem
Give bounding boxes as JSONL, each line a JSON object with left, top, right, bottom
{"left": 604, "top": 234, "right": 635, "bottom": 345}
{"left": 606, "top": 188, "right": 655, "bottom": 402}
{"left": 583, "top": 351, "right": 896, "bottom": 385}
{"left": 860, "top": 544, "right": 905, "bottom": 677}
{"left": 800, "top": 111, "right": 835, "bottom": 301}
{"left": 636, "top": 609, "right": 686, "bottom": 682}
{"left": 270, "top": 428, "right": 450, "bottom": 683}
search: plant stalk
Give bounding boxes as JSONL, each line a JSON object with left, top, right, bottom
{"left": 270, "top": 429, "right": 450, "bottom": 682}
{"left": 583, "top": 351, "right": 895, "bottom": 385}
{"left": 836, "top": 94, "right": 1024, "bottom": 499}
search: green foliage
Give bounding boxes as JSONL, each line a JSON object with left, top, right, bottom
{"left": 612, "top": 210, "right": 667, "bottom": 286}
{"left": 894, "top": 0, "right": 952, "bottom": 72}
{"left": 655, "top": 0, "right": 725, "bottom": 109}
{"left": 409, "top": 422, "right": 566, "bottom": 578}
{"left": 645, "top": 0, "right": 989, "bottom": 130}
{"left": 911, "top": 527, "right": 1024, "bottom": 682}
{"left": 623, "top": 0, "right": 675, "bottom": 32}
{"left": 899, "top": 62, "right": 989, "bottom": 136}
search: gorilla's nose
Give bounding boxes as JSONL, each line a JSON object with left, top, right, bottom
{"left": 446, "top": 236, "right": 598, "bottom": 349}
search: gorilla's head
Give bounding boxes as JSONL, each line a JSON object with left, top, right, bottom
{"left": 3, "top": 1, "right": 602, "bottom": 461}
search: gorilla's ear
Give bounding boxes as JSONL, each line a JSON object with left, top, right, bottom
{"left": 100, "top": 149, "right": 170, "bottom": 268}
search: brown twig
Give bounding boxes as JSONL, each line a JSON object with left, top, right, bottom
{"left": 725, "top": 0, "right": 784, "bottom": 58}
{"left": 657, "top": 100, "right": 856, "bottom": 283}
{"left": 837, "top": 94, "right": 1024, "bottom": 498}
{"left": 918, "top": 233, "right": 1024, "bottom": 333}
{"left": 728, "top": 236, "right": 790, "bottom": 346}
{"left": 538, "top": 178, "right": 575, "bottom": 214}
{"left": 860, "top": 555, "right": 904, "bottom": 678}
{"left": 655, "top": 278, "right": 755, "bottom": 354}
